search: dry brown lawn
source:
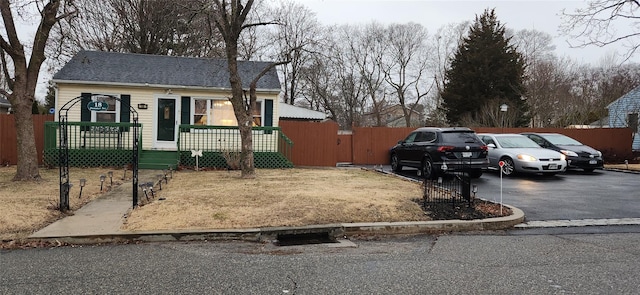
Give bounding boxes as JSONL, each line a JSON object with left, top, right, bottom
{"left": 0, "top": 166, "right": 426, "bottom": 241}
{"left": 123, "top": 168, "right": 427, "bottom": 231}
{"left": 4, "top": 164, "right": 636, "bottom": 241}
{"left": 0, "top": 166, "right": 125, "bottom": 240}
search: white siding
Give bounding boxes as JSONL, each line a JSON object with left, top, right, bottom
{"left": 55, "top": 83, "right": 280, "bottom": 151}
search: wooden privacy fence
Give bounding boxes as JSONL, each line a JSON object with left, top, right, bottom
{"left": 0, "top": 114, "right": 53, "bottom": 165}
{"left": 279, "top": 120, "right": 339, "bottom": 166}
{"left": 279, "top": 122, "right": 634, "bottom": 167}
{"left": 473, "top": 127, "right": 634, "bottom": 161}
{"left": 1, "top": 116, "right": 634, "bottom": 167}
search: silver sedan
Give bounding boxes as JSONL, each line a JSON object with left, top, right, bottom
{"left": 477, "top": 133, "right": 567, "bottom": 176}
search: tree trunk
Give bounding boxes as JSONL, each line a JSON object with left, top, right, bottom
{"left": 238, "top": 123, "right": 255, "bottom": 178}
{"left": 225, "top": 39, "right": 256, "bottom": 179}
{"left": 11, "top": 90, "right": 40, "bottom": 180}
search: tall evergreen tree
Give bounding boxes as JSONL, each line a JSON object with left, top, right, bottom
{"left": 441, "top": 9, "right": 528, "bottom": 127}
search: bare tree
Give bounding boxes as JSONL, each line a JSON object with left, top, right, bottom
{"left": 511, "top": 29, "right": 558, "bottom": 127}
{"left": 381, "top": 22, "right": 432, "bottom": 127}
{"left": 328, "top": 30, "right": 367, "bottom": 129}
{"left": 340, "top": 23, "right": 389, "bottom": 127}
{"left": 429, "top": 22, "right": 468, "bottom": 126}
{"left": 561, "top": 0, "right": 640, "bottom": 61}
{"left": 299, "top": 55, "right": 339, "bottom": 120}
{"left": 267, "top": 0, "right": 322, "bottom": 105}
{"left": 0, "top": 0, "right": 76, "bottom": 180}
{"left": 511, "top": 29, "right": 556, "bottom": 64}
{"left": 210, "top": 0, "right": 286, "bottom": 178}
{"left": 48, "top": 0, "right": 225, "bottom": 66}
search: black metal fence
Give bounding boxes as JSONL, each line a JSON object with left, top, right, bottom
{"left": 423, "top": 174, "right": 476, "bottom": 206}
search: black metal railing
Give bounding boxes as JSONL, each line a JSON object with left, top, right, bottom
{"left": 423, "top": 174, "right": 475, "bottom": 206}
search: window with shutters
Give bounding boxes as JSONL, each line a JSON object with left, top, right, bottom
{"left": 92, "top": 95, "right": 119, "bottom": 123}
{"left": 187, "top": 97, "right": 273, "bottom": 129}
{"left": 80, "top": 93, "right": 130, "bottom": 134}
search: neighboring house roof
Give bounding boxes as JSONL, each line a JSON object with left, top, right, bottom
{"left": 52, "top": 50, "right": 281, "bottom": 91}
{"left": 607, "top": 85, "right": 640, "bottom": 110}
{"left": 608, "top": 84, "right": 640, "bottom": 151}
{"left": 278, "top": 103, "right": 326, "bottom": 120}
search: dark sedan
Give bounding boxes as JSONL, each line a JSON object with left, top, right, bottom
{"left": 521, "top": 132, "right": 604, "bottom": 172}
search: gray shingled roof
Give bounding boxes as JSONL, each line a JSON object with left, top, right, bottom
{"left": 53, "top": 50, "right": 281, "bottom": 91}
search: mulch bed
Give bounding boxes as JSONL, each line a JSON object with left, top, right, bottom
{"left": 415, "top": 199, "right": 512, "bottom": 220}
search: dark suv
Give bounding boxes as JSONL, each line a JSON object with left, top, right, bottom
{"left": 390, "top": 127, "right": 489, "bottom": 179}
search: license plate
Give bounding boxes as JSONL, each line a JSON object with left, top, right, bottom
{"left": 548, "top": 163, "right": 557, "bottom": 169}
{"left": 462, "top": 152, "right": 472, "bottom": 158}
{"left": 589, "top": 160, "right": 597, "bottom": 165}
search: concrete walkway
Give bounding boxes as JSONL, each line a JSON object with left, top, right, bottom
{"left": 29, "top": 168, "right": 526, "bottom": 244}
{"left": 30, "top": 170, "right": 164, "bottom": 239}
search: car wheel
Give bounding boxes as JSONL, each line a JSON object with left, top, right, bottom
{"left": 584, "top": 168, "right": 595, "bottom": 173}
{"left": 467, "top": 169, "right": 483, "bottom": 179}
{"left": 391, "top": 153, "right": 402, "bottom": 172}
{"left": 422, "top": 158, "right": 437, "bottom": 179}
{"left": 500, "top": 157, "right": 516, "bottom": 176}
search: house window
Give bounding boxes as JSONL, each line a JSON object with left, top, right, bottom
{"left": 252, "top": 101, "right": 262, "bottom": 126}
{"left": 192, "top": 99, "right": 238, "bottom": 126}
{"left": 194, "top": 99, "right": 208, "bottom": 125}
{"left": 92, "top": 95, "right": 119, "bottom": 122}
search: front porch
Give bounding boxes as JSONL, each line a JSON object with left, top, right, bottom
{"left": 43, "top": 122, "right": 294, "bottom": 169}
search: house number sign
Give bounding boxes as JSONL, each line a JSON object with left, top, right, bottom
{"left": 87, "top": 101, "right": 109, "bottom": 111}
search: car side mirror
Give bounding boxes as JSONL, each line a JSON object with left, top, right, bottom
{"left": 397, "top": 140, "right": 404, "bottom": 145}
{"left": 487, "top": 143, "right": 496, "bottom": 149}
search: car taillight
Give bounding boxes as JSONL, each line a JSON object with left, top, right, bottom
{"left": 437, "top": 146, "right": 455, "bottom": 152}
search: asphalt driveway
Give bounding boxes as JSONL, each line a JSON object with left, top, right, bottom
{"left": 391, "top": 167, "right": 640, "bottom": 222}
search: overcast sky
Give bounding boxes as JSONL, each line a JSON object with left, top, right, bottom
{"left": 16, "top": 0, "right": 636, "bottom": 101}
{"left": 293, "top": 0, "right": 636, "bottom": 65}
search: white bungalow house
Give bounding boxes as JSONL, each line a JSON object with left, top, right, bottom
{"left": 607, "top": 85, "right": 640, "bottom": 151}
{"left": 48, "top": 50, "right": 292, "bottom": 169}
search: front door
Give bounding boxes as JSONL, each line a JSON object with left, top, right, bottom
{"left": 155, "top": 98, "right": 177, "bottom": 149}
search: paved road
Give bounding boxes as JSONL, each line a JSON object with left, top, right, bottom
{"left": 2, "top": 233, "right": 640, "bottom": 294}
{"left": 395, "top": 168, "right": 640, "bottom": 222}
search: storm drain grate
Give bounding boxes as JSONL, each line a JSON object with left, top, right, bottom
{"left": 275, "top": 232, "right": 338, "bottom": 246}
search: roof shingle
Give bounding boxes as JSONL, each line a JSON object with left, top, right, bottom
{"left": 53, "top": 50, "right": 281, "bottom": 91}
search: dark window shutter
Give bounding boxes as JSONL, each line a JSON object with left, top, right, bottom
{"left": 80, "top": 92, "right": 91, "bottom": 131}
{"left": 264, "top": 99, "right": 273, "bottom": 134}
{"left": 181, "top": 96, "right": 191, "bottom": 133}
{"left": 120, "top": 94, "right": 131, "bottom": 132}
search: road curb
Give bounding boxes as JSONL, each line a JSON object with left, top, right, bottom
{"left": 604, "top": 168, "right": 640, "bottom": 175}
{"left": 27, "top": 205, "right": 525, "bottom": 245}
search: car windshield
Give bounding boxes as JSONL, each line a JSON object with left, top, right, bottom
{"left": 496, "top": 136, "right": 540, "bottom": 148}
{"left": 440, "top": 131, "right": 481, "bottom": 144}
{"left": 540, "top": 134, "right": 583, "bottom": 145}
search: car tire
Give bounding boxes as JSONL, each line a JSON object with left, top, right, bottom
{"left": 500, "top": 157, "right": 516, "bottom": 176}
{"left": 467, "top": 169, "right": 483, "bottom": 179}
{"left": 584, "top": 168, "right": 595, "bottom": 173}
{"left": 422, "top": 157, "right": 437, "bottom": 179}
{"left": 391, "top": 153, "right": 402, "bottom": 172}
